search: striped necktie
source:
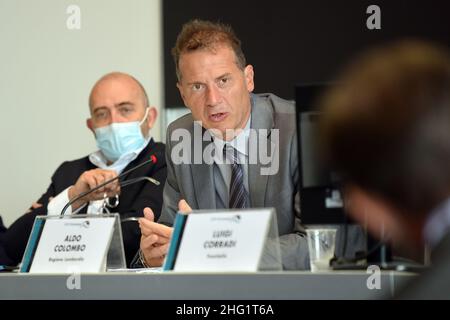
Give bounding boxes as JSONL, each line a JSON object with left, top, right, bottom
{"left": 223, "top": 144, "right": 249, "bottom": 208}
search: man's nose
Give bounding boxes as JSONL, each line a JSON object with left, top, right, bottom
{"left": 206, "top": 86, "right": 222, "bottom": 107}
{"left": 110, "top": 110, "right": 120, "bottom": 123}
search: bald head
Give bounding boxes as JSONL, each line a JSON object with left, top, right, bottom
{"left": 87, "top": 72, "right": 157, "bottom": 137}
{"left": 89, "top": 72, "right": 149, "bottom": 112}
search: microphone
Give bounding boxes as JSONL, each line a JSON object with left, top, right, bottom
{"left": 60, "top": 154, "right": 159, "bottom": 216}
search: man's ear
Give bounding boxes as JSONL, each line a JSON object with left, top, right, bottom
{"left": 244, "top": 65, "right": 255, "bottom": 93}
{"left": 86, "top": 118, "right": 94, "bottom": 134}
{"left": 145, "top": 107, "right": 158, "bottom": 129}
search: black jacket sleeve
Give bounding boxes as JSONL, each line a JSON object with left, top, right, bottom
{"left": 1, "top": 162, "right": 68, "bottom": 265}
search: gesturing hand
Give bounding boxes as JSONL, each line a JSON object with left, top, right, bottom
{"left": 139, "top": 199, "right": 192, "bottom": 267}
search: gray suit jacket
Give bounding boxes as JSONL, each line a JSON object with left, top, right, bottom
{"left": 159, "top": 93, "right": 310, "bottom": 269}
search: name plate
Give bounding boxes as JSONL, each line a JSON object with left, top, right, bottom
{"left": 164, "top": 209, "right": 280, "bottom": 272}
{"left": 21, "top": 215, "right": 118, "bottom": 273}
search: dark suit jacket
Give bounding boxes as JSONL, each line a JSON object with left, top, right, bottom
{"left": 0, "top": 139, "right": 166, "bottom": 267}
{"left": 396, "top": 232, "right": 450, "bottom": 299}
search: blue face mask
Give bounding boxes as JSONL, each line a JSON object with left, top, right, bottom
{"left": 94, "top": 108, "right": 149, "bottom": 162}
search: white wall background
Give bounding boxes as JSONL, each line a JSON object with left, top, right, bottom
{"left": 0, "top": 0, "right": 163, "bottom": 226}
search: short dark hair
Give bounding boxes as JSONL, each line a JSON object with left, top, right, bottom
{"left": 171, "top": 19, "right": 247, "bottom": 81}
{"left": 319, "top": 41, "right": 450, "bottom": 215}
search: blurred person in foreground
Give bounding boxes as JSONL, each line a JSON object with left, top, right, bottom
{"left": 319, "top": 40, "right": 450, "bottom": 299}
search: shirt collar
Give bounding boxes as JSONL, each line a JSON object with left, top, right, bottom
{"left": 89, "top": 136, "right": 152, "bottom": 174}
{"left": 423, "top": 197, "right": 450, "bottom": 249}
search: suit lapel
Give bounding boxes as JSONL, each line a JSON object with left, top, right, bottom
{"left": 191, "top": 128, "right": 217, "bottom": 209}
{"left": 248, "top": 95, "right": 275, "bottom": 208}
{"left": 110, "top": 140, "right": 156, "bottom": 211}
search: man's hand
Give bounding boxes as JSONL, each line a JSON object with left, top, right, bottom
{"left": 139, "top": 199, "right": 192, "bottom": 267}
{"left": 26, "top": 201, "right": 42, "bottom": 213}
{"left": 68, "top": 169, "right": 120, "bottom": 210}
{"left": 25, "top": 197, "right": 54, "bottom": 213}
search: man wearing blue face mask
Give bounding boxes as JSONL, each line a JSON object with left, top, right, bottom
{"left": 0, "top": 72, "right": 167, "bottom": 267}
{"left": 94, "top": 106, "right": 151, "bottom": 163}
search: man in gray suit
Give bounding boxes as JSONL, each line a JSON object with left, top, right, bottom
{"left": 319, "top": 41, "right": 450, "bottom": 299}
{"left": 136, "top": 19, "right": 309, "bottom": 269}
